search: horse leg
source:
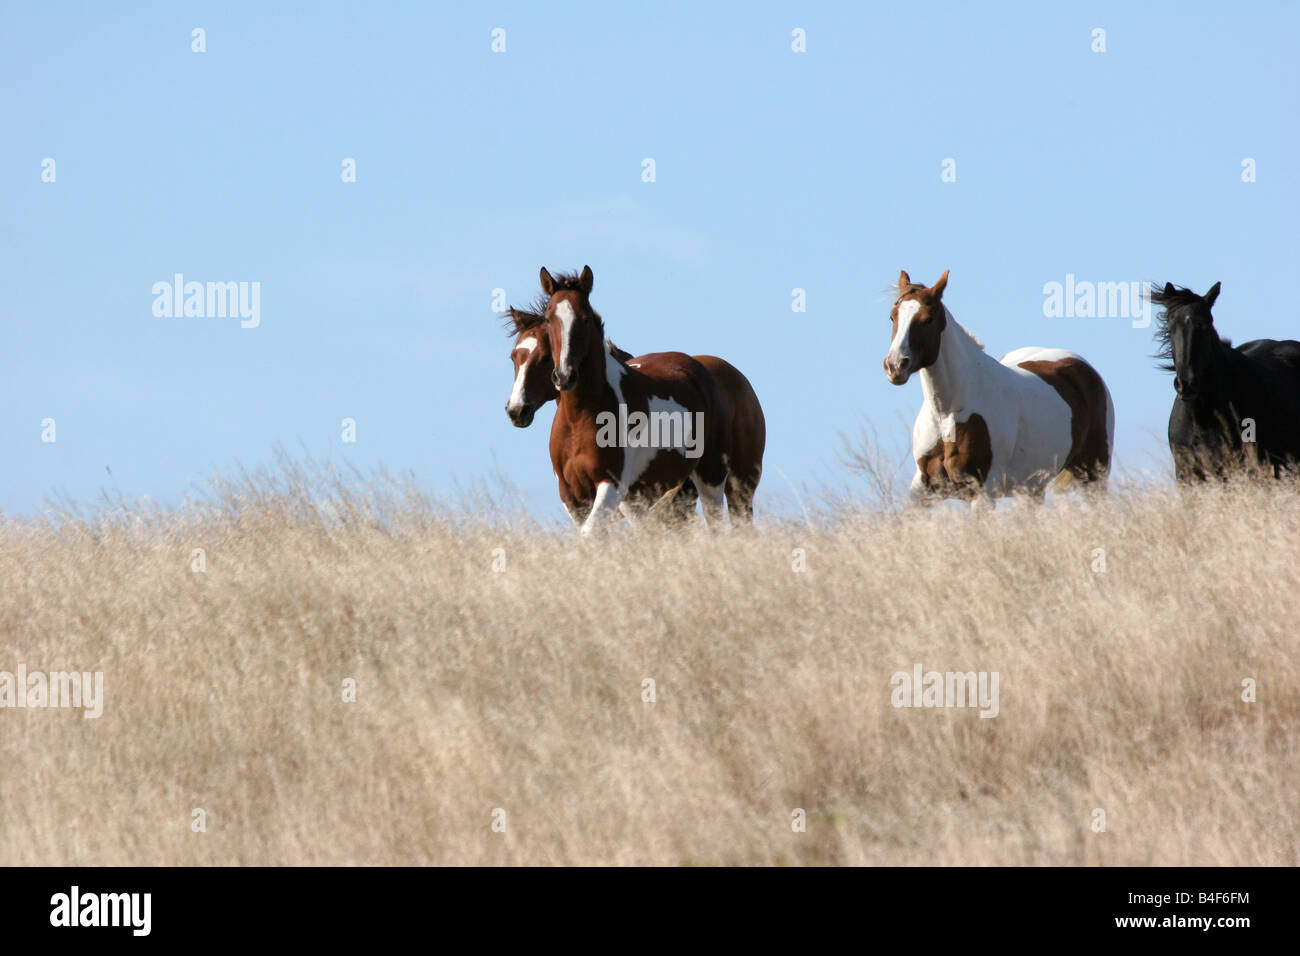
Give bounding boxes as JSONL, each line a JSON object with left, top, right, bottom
{"left": 724, "top": 469, "right": 758, "bottom": 523}
{"left": 905, "top": 471, "right": 936, "bottom": 509}
{"left": 580, "top": 480, "right": 624, "bottom": 536}
{"left": 691, "top": 474, "right": 727, "bottom": 529}
{"left": 670, "top": 480, "right": 699, "bottom": 523}
{"left": 968, "top": 470, "right": 1003, "bottom": 514}
{"left": 560, "top": 484, "right": 590, "bottom": 526}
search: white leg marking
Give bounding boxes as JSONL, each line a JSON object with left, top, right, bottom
{"left": 580, "top": 480, "right": 623, "bottom": 536}
{"left": 693, "top": 477, "right": 726, "bottom": 528}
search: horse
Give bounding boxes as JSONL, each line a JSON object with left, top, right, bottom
{"left": 1151, "top": 281, "right": 1300, "bottom": 481}
{"left": 538, "top": 265, "right": 746, "bottom": 533}
{"left": 504, "top": 300, "right": 699, "bottom": 521}
{"left": 504, "top": 281, "right": 765, "bottom": 525}
{"left": 882, "top": 269, "right": 1114, "bottom": 504}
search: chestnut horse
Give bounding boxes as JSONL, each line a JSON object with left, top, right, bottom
{"left": 537, "top": 266, "right": 759, "bottom": 532}
{"left": 883, "top": 270, "right": 1114, "bottom": 504}
{"left": 503, "top": 300, "right": 764, "bottom": 521}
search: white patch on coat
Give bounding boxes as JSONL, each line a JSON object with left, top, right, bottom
{"left": 603, "top": 342, "right": 697, "bottom": 493}
{"left": 1001, "top": 346, "right": 1114, "bottom": 471}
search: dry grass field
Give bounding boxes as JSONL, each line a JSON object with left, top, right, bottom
{"left": 1, "top": 460, "right": 1296, "bottom": 866}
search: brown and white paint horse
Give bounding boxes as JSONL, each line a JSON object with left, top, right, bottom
{"left": 505, "top": 303, "right": 765, "bottom": 521}
{"left": 504, "top": 301, "right": 693, "bottom": 520}
{"left": 537, "top": 265, "right": 757, "bottom": 533}
{"left": 883, "top": 270, "right": 1114, "bottom": 504}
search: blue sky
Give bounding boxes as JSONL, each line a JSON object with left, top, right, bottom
{"left": 4, "top": 1, "right": 1297, "bottom": 518}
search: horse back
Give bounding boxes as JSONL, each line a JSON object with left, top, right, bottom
{"left": 1236, "top": 338, "right": 1300, "bottom": 377}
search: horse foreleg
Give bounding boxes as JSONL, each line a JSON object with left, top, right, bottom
{"left": 905, "top": 471, "right": 936, "bottom": 509}
{"left": 580, "top": 480, "right": 624, "bottom": 536}
{"left": 692, "top": 476, "right": 727, "bottom": 529}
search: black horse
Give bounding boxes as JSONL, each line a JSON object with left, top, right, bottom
{"left": 1152, "top": 281, "right": 1300, "bottom": 481}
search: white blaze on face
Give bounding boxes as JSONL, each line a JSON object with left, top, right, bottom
{"left": 554, "top": 300, "right": 577, "bottom": 373}
{"left": 887, "top": 299, "right": 921, "bottom": 368}
{"left": 507, "top": 337, "right": 537, "bottom": 410}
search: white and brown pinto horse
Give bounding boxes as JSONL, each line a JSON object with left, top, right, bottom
{"left": 504, "top": 303, "right": 765, "bottom": 521}
{"left": 538, "top": 266, "right": 761, "bottom": 532}
{"left": 883, "top": 270, "right": 1114, "bottom": 504}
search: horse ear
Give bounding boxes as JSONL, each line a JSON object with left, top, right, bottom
{"left": 1204, "top": 281, "right": 1221, "bottom": 309}
{"left": 579, "top": 265, "right": 594, "bottom": 294}
{"left": 898, "top": 270, "right": 911, "bottom": 292}
{"left": 931, "top": 270, "right": 950, "bottom": 298}
{"left": 1164, "top": 282, "right": 1176, "bottom": 295}
{"left": 539, "top": 267, "right": 555, "bottom": 296}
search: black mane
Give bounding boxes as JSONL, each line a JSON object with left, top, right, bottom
{"left": 1150, "top": 282, "right": 1231, "bottom": 372}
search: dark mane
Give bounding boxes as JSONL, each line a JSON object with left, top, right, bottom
{"left": 500, "top": 294, "right": 552, "bottom": 337}
{"left": 547, "top": 271, "right": 588, "bottom": 292}
{"left": 1150, "top": 282, "right": 1231, "bottom": 372}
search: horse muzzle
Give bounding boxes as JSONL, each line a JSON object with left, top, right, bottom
{"left": 883, "top": 354, "right": 912, "bottom": 385}
{"left": 552, "top": 367, "right": 577, "bottom": 392}
{"left": 505, "top": 403, "right": 535, "bottom": 428}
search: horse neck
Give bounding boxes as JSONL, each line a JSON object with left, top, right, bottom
{"left": 556, "top": 333, "right": 619, "bottom": 418}
{"left": 1205, "top": 334, "right": 1235, "bottom": 387}
{"left": 918, "top": 310, "right": 992, "bottom": 414}
{"left": 1188, "top": 336, "right": 1239, "bottom": 421}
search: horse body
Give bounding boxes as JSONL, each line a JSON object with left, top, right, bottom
{"left": 549, "top": 335, "right": 729, "bottom": 532}
{"left": 1154, "top": 282, "right": 1300, "bottom": 480}
{"left": 526, "top": 266, "right": 751, "bottom": 533}
{"left": 502, "top": 300, "right": 764, "bottom": 522}
{"left": 884, "top": 270, "right": 1113, "bottom": 502}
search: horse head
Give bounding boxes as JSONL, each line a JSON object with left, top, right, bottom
{"left": 883, "top": 269, "right": 950, "bottom": 385}
{"left": 503, "top": 303, "right": 556, "bottom": 427}
{"left": 1152, "top": 281, "right": 1223, "bottom": 401}
{"left": 539, "top": 265, "right": 601, "bottom": 392}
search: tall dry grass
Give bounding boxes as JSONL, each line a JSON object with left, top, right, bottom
{"left": 1, "top": 458, "right": 1296, "bottom": 865}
